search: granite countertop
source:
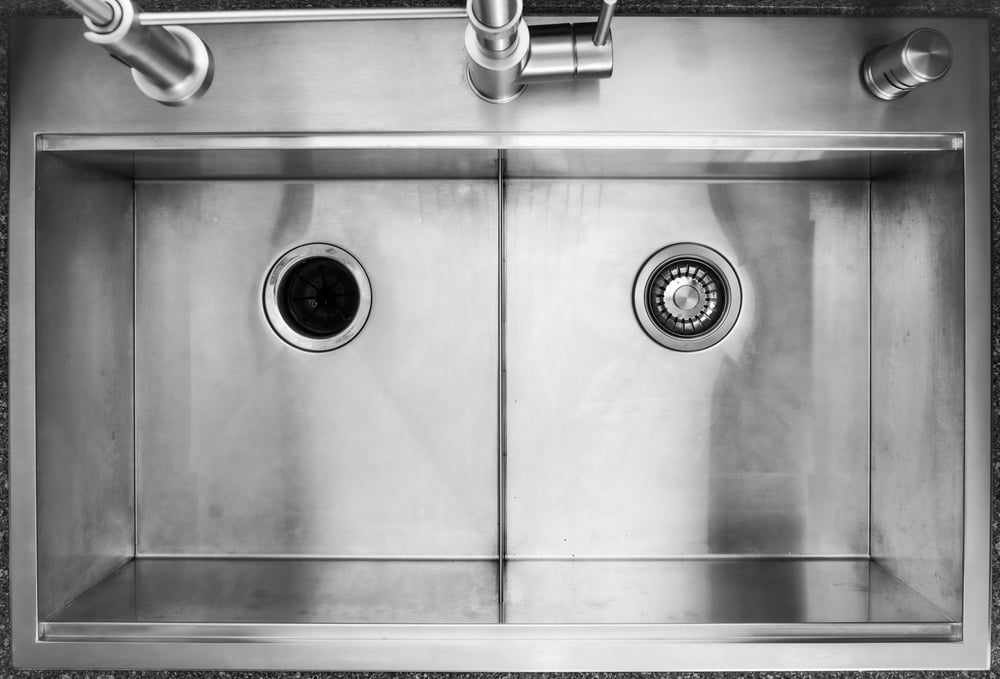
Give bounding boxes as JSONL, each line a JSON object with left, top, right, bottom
{"left": 0, "top": 0, "right": 996, "bottom": 677}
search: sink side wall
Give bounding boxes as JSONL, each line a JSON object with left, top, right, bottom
{"left": 34, "top": 153, "right": 135, "bottom": 620}
{"left": 870, "top": 151, "right": 965, "bottom": 621}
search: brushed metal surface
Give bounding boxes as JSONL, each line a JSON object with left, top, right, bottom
{"left": 64, "top": 0, "right": 114, "bottom": 25}
{"left": 80, "top": 0, "right": 211, "bottom": 104}
{"left": 34, "top": 153, "right": 135, "bottom": 620}
{"left": 871, "top": 151, "right": 965, "bottom": 620}
{"left": 49, "top": 558, "right": 499, "bottom": 624}
{"left": 48, "top": 147, "right": 500, "bottom": 180}
{"left": 41, "top": 141, "right": 961, "bottom": 182}
{"left": 138, "top": 8, "right": 468, "bottom": 25}
{"left": 863, "top": 29, "right": 953, "bottom": 100}
{"left": 507, "top": 148, "right": 883, "bottom": 179}
{"left": 9, "top": 14, "right": 990, "bottom": 672}
{"left": 505, "top": 179, "right": 870, "bottom": 558}
{"left": 134, "top": 180, "right": 498, "bottom": 556}
{"left": 43, "top": 557, "right": 956, "bottom": 640}
{"left": 42, "top": 616, "right": 959, "bottom": 644}
{"left": 42, "top": 133, "right": 962, "bottom": 153}
{"left": 8, "top": 18, "right": 988, "bottom": 134}
{"left": 593, "top": 0, "right": 616, "bottom": 47}
{"left": 504, "top": 558, "right": 952, "bottom": 625}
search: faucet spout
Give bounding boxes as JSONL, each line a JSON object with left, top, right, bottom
{"left": 468, "top": 0, "right": 522, "bottom": 52}
{"left": 470, "top": 0, "right": 519, "bottom": 31}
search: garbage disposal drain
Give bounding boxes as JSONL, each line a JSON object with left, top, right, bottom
{"left": 634, "top": 243, "right": 741, "bottom": 352}
{"left": 279, "top": 257, "right": 361, "bottom": 338}
{"left": 264, "top": 243, "right": 372, "bottom": 352}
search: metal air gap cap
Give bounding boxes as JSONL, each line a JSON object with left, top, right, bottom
{"left": 863, "top": 28, "right": 952, "bottom": 101}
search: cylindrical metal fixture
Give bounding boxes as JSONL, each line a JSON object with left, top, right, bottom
{"left": 863, "top": 28, "right": 952, "bottom": 101}
{"left": 81, "top": 0, "right": 213, "bottom": 105}
{"left": 520, "top": 22, "right": 613, "bottom": 83}
{"left": 472, "top": 0, "right": 519, "bottom": 29}
{"left": 64, "top": 0, "right": 115, "bottom": 26}
{"left": 137, "top": 7, "right": 467, "bottom": 25}
{"left": 465, "top": 19, "right": 530, "bottom": 102}
{"left": 463, "top": 0, "right": 614, "bottom": 103}
{"left": 593, "top": 0, "right": 617, "bottom": 46}
{"left": 467, "top": 0, "right": 522, "bottom": 53}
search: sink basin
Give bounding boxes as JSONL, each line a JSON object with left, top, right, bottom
{"left": 8, "top": 15, "right": 990, "bottom": 672}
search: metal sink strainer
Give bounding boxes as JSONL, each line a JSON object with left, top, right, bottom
{"left": 263, "top": 243, "right": 372, "bottom": 352}
{"left": 634, "top": 243, "right": 741, "bottom": 351}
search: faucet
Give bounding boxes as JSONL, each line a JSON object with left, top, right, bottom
{"left": 65, "top": 0, "right": 612, "bottom": 106}
{"left": 64, "top": 0, "right": 214, "bottom": 105}
{"left": 465, "top": 0, "right": 617, "bottom": 103}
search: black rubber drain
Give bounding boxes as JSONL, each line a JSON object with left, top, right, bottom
{"left": 277, "top": 257, "right": 361, "bottom": 339}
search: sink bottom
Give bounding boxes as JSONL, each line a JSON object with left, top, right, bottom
{"left": 43, "top": 557, "right": 956, "bottom": 640}
{"left": 505, "top": 558, "right": 953, "bottom": 627}
{"left": 46, "top": 558, "right": 500, "bottom": 627}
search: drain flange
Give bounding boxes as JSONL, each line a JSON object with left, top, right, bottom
{"left": 264, "top": 243, "right": 372, "bottom": 352}
{"left": 634, "top": 243, "right": 741, "bottom": 352}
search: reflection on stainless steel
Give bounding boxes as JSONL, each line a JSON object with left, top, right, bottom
{"left": 41, "top": 134, "right": 963, "bottom": 154}
{"left": 135, "top": 180, "right": 498, "bottom": 557}
{"left": 64, "top": 0, "right": 114, "bottom": 25}
{"left": 10, "top": 13, "right": 989, "bottom": 673}
{"left": 465, "top": 0, "right": 614, "bottom": 101}
{"left": 34, "top": 153, "right": 135, "bottom": 621}
{"left": 863, "top": 29, "right": 953, "bottom": 100}
{"left": 138, "top": 8, "right": 467, "bottom": 25}
{"left": 505, "top": 558, "right": 955, "bottom": 627}
{"left": 43, "top": 558, "right": 958, "bottom": 640}
{"left": 16, "top": 144, "right": 986, "bottom": 673}
{"left": 49, "top": 558, "right": 499, "bottom": 625}
{"left": 54, "top": 147, "right": 501, "bottom": 181}
{"left": 871, "top": 151, "right": 965, "bottom": 620}
{"left": 593, "top": 0, "right": 617, "bottom": 46}
{"left": 519, "top": 21, "right": 614, "bottom": 84}
{"left": 506, "top": 179, "right": 870, "bottom": 559}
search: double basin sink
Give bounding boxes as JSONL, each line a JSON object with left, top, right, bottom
{"left": 8, "top": 13, "right": 990, "bottom": 672}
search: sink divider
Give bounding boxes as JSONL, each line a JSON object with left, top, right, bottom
{"left": 496, "top": 149, "right": 508, "bottom": 623}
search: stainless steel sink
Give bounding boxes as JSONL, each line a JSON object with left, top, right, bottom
{"left": 9, "top": 14, "right": 990, "bottom": 672}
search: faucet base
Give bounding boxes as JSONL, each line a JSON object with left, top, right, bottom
{"left": 465, "top": 20, "right": 530, "bottom": 103}
{"left": 466, "top": 66, "right": 525, "bottom": 103}
{"left": 131, "top": 25, "right": 214, "bottom": 106}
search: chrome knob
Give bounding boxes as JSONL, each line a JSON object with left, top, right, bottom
{"left": 863, "top": 28, "right": 952, "bottom": 101}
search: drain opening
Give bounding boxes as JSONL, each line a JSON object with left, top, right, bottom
{"left": 648, "top": 258, "right": 726, "bottom": 337}
{"left": 634, "top": 244, "right": 741, "bottom": 352}
{"left": 278, "top": 257, "right": 361, "bottom": 339}
{"left": 264, "top": 243, "right": 372, "bottom": 352}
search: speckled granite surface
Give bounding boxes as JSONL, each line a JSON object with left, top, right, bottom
{"left": 0, "top": 0, "right": 996, "bottom": 677}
